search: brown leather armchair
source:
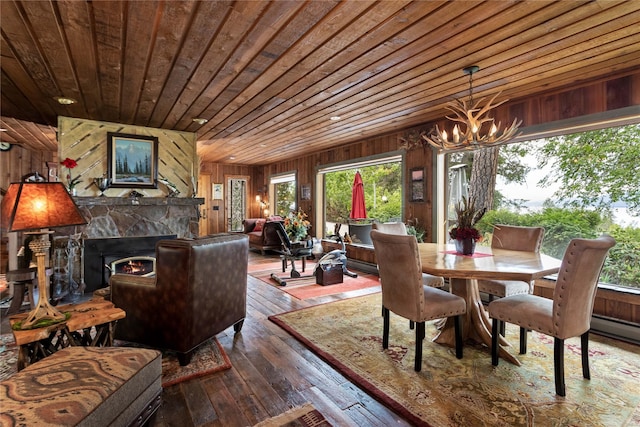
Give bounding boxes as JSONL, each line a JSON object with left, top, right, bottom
{"left": 110, "top": 233, "right": 249, "bottom": 365}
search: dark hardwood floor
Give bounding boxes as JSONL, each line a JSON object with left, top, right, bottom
{"left": 148, "top": 251, "right": 409, "bottom": 427}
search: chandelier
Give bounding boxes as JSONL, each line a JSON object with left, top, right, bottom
{"left": 422, "top": 66, "right": 521, "bottom": 151}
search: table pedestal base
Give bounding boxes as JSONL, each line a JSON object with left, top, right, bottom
{"left": 433, "top": 278, "right": 520, "bottom": 365}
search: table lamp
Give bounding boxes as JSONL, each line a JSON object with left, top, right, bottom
{"left": 1, "top": 182, "right": 87, "bottom": 328}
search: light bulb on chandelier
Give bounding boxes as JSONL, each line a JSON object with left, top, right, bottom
{"left": 422, "top": 66, "right": 521, "bottom": 152}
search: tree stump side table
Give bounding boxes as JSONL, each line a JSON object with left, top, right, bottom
{"left": 9, "top": 298, "right": 126, "bottom": 370}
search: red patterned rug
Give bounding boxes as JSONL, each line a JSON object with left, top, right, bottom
{"left": 249, "top": 261, "right": 380, "bottom": 300}
{"left": 0, "top": 334, "right": 231, "bottom": 388}
{"left": 270, "top": 293, "right": 640, "bottom": 426}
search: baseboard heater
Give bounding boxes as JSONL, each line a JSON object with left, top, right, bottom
{"left": 591, "top": 315, "right": 640, "bottom": 345}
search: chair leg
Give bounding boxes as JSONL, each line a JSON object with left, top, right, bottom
{"left": 289, "top": 259, "right": 300, "bottom": 278}
{"left": 415, "top": 321, "right": 425, "bottom": 371}
{"left": 491, "top": 318, "right": 500, "bottom": 366}
{"left": 500, "top": 320, "right": 506, "bottom": 337}
{"left": 382, "top": 306, "right": 390, "bottom": 349}
{"left": 581, "top": 331, "right": 590, "bottom": 380}
{"left": 409, "top": 320, "right": 414, "bottom": 330}
{"left": 519, "top": 327, "right": 527, "bottom": 354}
{"left": 454, "top": 315, "right": 463, "bottom": 359}
{"left": 554, "top": 337, "right": 566, "bottom": 396}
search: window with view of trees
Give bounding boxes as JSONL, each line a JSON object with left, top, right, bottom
{"left": 450, "top": 124, "right": 639, "bottom": 290}
{"left": 323, "top": 159, "right": 402, "bottom": 237}
{"left": 273, "top": 180, "right": 296, "bottom": 217}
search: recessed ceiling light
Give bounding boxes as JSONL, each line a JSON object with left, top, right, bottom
{"left": 0, "top": 128, "right": 7, "bottom": 132}
{"left": 259, "top": 143, "right": 267, "bottom": 147}
{"left": 229, "top": 156, "right": 236, "bottom": 160}
{"left": 55, "top": 97, "right": 77, "bottom": 105}
{"left": 330, "top": 116, "right": 341, "bottom": 121}
{"left": 192, "top": 118, "right": 208, "bottom": 125}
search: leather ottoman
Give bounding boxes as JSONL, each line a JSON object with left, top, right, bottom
{"left": 0, "top": 346, "right": 162, "bottom": 427}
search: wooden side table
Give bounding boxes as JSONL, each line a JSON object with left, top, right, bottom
{"left": 9, "top": 298, "right": 126, "bottom": 370}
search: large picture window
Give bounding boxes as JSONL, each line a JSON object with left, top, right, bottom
{"left": 270, "top": 172, "right": 296, "bottom": 217}
{"left": 447, "top": 123, "right": 639, "bottom": 291}
{"left": 320, "top": 155, "right": 403, "bottom": 238}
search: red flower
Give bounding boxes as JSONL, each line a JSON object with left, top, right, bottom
{"left": 61, "top": 157, "right": 78, "bottom": 169}
{"left": 449, "top": 227, "right": 482, "bottom": 242}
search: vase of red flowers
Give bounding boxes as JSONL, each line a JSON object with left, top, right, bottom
{"left": 450, "top": 196, "right": 485, "bottom": 255}
{"left": 61, "top": 157, "right": 81, "bottom": 195}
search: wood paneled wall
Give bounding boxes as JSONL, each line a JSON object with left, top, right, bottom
{"left": 426, "top": 71, "right": 640, "bottom": 135}
{"left": 198, "top": 162, "right": 256, "bottom": 235}
{"left": 0, "top": 144, "right": 54, "bottom": 190}
{"left": 234, "top": 69, "right": 639, "bottom": 245}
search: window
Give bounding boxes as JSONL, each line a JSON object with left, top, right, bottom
{"left": 270, "top": 172, "right": 296, "bottom": 217}
{"left": 319, "top": 154, "right": 403, "bottom": 238}
{"left": 445, "top": 121, "right": 639, "bottom": 291}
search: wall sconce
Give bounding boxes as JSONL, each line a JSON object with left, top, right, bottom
{"left": 256, "top": 195, "right": 269, "bottom": 218}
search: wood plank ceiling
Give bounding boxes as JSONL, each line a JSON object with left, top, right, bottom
{"left": 1, "top": 0, "right": 639, "bottom": 165}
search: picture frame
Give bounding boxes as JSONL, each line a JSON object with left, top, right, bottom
{"left": 301, "top": 183, "right": 311, "bottom": 201}
{"left": 107, "top": 132, "right": 158, "bottom": 188}
{"left": 410, "top": 167, "right": 425, "bottom": 202}
{"left": 212, "top": 183, "right": 223, "bottom": 200}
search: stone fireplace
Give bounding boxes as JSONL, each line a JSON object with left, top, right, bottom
{"left": 54, "top": 196, "right": 204, "bottom": 292}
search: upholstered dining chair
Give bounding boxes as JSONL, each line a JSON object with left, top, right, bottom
{"left": 479, "top": 224, "right": 545, "bottom": 301}
{"left": 371, "top": 230, "right": 466, "bottom": 371}
{"left": 478, "top": 224, "right": 545, "bottom": 336}
{"left": 372, "top": 222, "right": 444, "bottom": 288}
{"left": 488, "top": 235, "right": 616, "bottom": 396}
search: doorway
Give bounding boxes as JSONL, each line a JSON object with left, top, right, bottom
{"left": 226, "top": 175, "right": 249, "bottom": 232}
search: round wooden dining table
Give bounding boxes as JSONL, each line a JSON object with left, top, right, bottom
{"left": 418, "top": 242, "right": 562, "bottom": 365}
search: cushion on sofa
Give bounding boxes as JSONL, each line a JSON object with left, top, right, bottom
{"left": 253, "top": 219, "right": 265, "bottom": 232}
{"left": 0, "top": 346, "right": 162, "bottom": 427}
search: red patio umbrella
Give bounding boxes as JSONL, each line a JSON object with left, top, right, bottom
{"left": 350, "top": 171, "right": 367, "bottom": 219}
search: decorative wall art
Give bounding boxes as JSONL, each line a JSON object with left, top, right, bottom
{"left": 212, "top": 183, "right": 223, "bottom": 200}
{"left": 301, "top": 184, "right": 311, "bottom": 201}
{"left": 410, "top": 167, "right": 425, "bottom": 202}
{"left": 107, "top": 132, "right": 158, "bottom": 188}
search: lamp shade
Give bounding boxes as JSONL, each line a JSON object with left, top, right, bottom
{"left": 1, "top": 182, "right": 87, "bottom": 232}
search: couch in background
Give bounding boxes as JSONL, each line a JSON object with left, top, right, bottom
{"left": 243, "top": 217, "right": 284, "bottom": 254}
{"left": 111, "top": 233, "right": 248, "bottom": 365}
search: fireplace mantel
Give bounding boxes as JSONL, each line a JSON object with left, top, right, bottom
{"left": 74, "top": 197, "right": 204, "bottom": 207}
{"left": 60, "top": 197, "right": 205, "bottom": 239}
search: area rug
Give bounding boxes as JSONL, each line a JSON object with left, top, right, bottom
{"left": 249, "top": 261, "right": 380, "bottom": 300}
{"left": 269, "top": 293, "right": 640, "bottom": 427}
{"left": 254, "top": 403, "right": 332, "bottom": 426}
{"left": 0, "top": 334, "right": 231, "bottom": 388}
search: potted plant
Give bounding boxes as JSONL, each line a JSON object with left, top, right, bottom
{"left": 284, "top": 209, "right": 311, "bottom": 242}
{"left": 450, "top": 196, "right": 485, "bottom": 255}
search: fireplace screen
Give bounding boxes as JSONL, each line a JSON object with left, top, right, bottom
{"left": 110, "top": 256, "right": 156, "bottom": 277}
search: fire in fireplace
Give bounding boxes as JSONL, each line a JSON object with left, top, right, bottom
{"left": 109, "top": 256, "right": 156, "bottom": 277}
{"left": 83, "top": 235, "right": 176, "bottom": 292}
